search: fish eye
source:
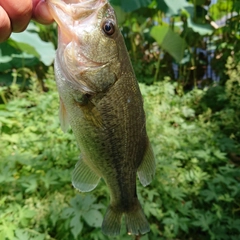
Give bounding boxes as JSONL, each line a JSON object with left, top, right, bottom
{"left": 102, "top": 21, "right": 115, "bottom": 36}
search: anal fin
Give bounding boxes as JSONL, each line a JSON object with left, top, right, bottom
{"left": 72, "top": 157, "right": 100, "bottom": 192}
{"left": 137, "top": 138, "right": 155, "bottom": 187}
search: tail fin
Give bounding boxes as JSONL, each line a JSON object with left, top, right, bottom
{"left": 125, "top": 201, "right": 150, "bottom": 236}
{"left": 102, "top": 201, "right": 150, "bottom": 236}
{"left": 102, "top": 206, "right": 122, "bottom": 236}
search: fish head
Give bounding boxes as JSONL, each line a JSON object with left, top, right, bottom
{"left": 47, "top": 0, "right": 122, "bottom": 94}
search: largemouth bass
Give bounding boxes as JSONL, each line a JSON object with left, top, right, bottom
{"left": 47, "top": 0, "right": 155, "bottom": 236}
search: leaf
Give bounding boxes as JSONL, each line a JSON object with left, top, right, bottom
{"left": 192, "top": 212, "right": 214, "bottom": 231}
{"left": 187, "top": 18, "right": 213, "bottom": 35}
{"left": 21, "top": 178, "right": 38, "bottom": 193}
{"left": 144, "top": 202, "right": 162, "bottom": 219}
{"left": 213, "top": 150, "right": 226, "bottom": 160}
{"left": 61, "top": 208, "right": 75, "bottom": 219}
{"left": 22, "top": 209, "right": 36, "bottom": 219}
{"left": 110, "top": 0, "right": 151, "bottom": 12}
{"left": 179, "top": 217, "right": 190, "bottom": 232}
{"left": 9, "top": 23, "right": 55, "bottom": 66}
{"left": 111, "top": 5, "right": 127, "bottom": 24}
{"left": 14, "top": 229, "right": 30, "bottom": 240}
{"left": 10, "top": 53, "right": 39, "bottom": 68}
{"left": 1, "top": 223, "right": 15, "bottom": 240}
{"left": 40, "top": 170, "right": 59, "bottom": 189}
{"left": 70, "top": 194, "right": 98, "bottom": 211}
{"left": 0, "top": 56, "right": 12, "bottom": 71}
{"left": 151, "top": 26, "right": 186, "bottom": 62}
{"left": 0, "top": 42, "right": 38, "bottom": 71}
{"left": 8, "top": 38, "right": 40, "bottom": 58}
{"left": 218, "top": 193, "right": 234, "bottom": 202}
{"left": 70, "top": 195, "right": 85, "bottom": 210}
{"left": 0, "top": 166, "right": 15, "bottom": 183}
{"left": 70, "top": 214, "right": 83, "bottom": 239}
{"left": 201, "top": 189, "right": 217, "bottom": 202}
{"left": 33, "top": 234, "right": 45, "bottom": 240}
{"left": 157, "top": 0, "right": 190, "bottom": 15}
{"left": 162, "top": 211, "right": 180, "bottom": 234}
{"left": 181, "top": 106, "right": 195, "bottom": 118}
{"left": 81, "top": 195, "right": 97, "bottom": 210}
{"left": 82, "top": 209, "right": 103, "bottom": 228}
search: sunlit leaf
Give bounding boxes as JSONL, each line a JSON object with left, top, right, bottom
{"left": 187, "top": 18, "right": 213, "bottom": 35}
{"left": 110, "top": 0, "right": 151, "bottom": 11}
{"left": 9, "top": 23, "right": 55, "bottom": 66}
{"left": 157, "top": 0, "right": 190, "bottom": 15}
{"left": 14, "top": 229, "right": 30, "bottom": 240}
{"left": 151, "top": 26, "right": 186, "bottom": 62}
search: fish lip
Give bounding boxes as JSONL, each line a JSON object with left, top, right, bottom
{"left": 46, "top": 0, "right": 107, "bottom": 25}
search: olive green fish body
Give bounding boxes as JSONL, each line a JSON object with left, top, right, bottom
{"left": 48, "top": 0, "right": 155, "bottom": 236}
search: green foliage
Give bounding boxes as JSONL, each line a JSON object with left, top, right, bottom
{"left": 110, "top": 0, "right": 216, "bottom": 86}
{"left": 199, "top": 56, "right": 240, "bottom": 151}
{"left": 1, "top": 64, "right": 240, "bottom": 239}
{"left": 0, "top": 22, "right": 56, "bottom": 92}
{"left": 7, "top": 22, "right": 55, "bottom": 67}
{"left": 1, "top": 0, "right": 237, "bottom": 89}
{"left": 111, "top": 0, "right": 240, "bottom": 89}
{"left": 1, "top": 0, "right": 240, "bottom": 239}
{"left": 140, "top": 78, "right": 240, "bottom": 239}
{"left": 209, "top": 0, "right": 234, "bottom": 20}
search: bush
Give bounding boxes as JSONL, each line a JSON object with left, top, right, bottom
{"left": 141, "top": 79, "right": 240, "bottom": 239}
{"left": 0, "top": 70, "right": 240, "bottom": 239}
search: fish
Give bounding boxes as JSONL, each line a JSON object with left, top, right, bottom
{"left": 46, "top": 0, "right": 155, "bottom": 236}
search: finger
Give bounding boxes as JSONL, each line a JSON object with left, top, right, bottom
{"left": 0, "top": 0, "right": 32, "bottom": 32}
{"left": 0, "top": 6, "right": 11, "bottom": 42}
{"left": 32, "top": 0, "right": 54, "bottom": 24}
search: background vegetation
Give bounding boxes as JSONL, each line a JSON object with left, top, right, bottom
{"left": 0, "top": 0, "right": 240, "bottom": 239}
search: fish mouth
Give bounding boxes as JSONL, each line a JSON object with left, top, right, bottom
{"left": 47, "top": 0, "right": 106, "bottom": 37}
{"left": 46, "top": 0, "right": 108, "bottom": 58}
{"left": 47, "top": 0, "right": 113, "bottom": 93}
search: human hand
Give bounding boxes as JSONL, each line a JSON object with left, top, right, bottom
{"left": 0, "top": 0, "right": 53, "bottom": 43}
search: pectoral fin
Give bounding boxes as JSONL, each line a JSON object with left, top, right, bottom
{"left": 59, "top": 97, "right": 69, "bottom": 132}
{"left": 137, "top": 139, "right": 155, "bottom": 187}
{"left": 72, "top": 157, "right": 101, "bottom": 192}
{"left": 81, "top": 101, "right": 105, "bottom": 130}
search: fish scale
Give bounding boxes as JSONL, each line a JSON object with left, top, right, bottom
{"left": 47, "top": 0, "right": 155, "bottom": 236}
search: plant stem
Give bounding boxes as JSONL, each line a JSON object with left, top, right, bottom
{"left": 154, "top": 51, "right": 161, "bottom": 82}
{"left": 0, "top": 91, "right": 7, "bottom": 104}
